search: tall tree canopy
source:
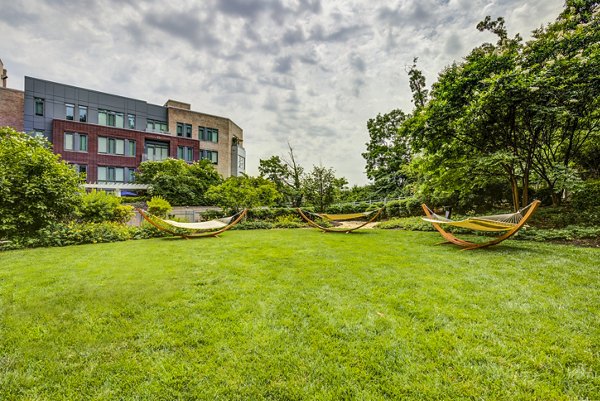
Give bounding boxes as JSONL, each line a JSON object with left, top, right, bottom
{"left": 364, "top": 0, "right": 599, "bottom": 211}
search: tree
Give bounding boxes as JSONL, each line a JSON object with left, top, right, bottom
{"left": 258, "top": 144, "right": 304, "bottom": 206}
{"left": 302, "top": 165, "right": 348, "bottom": 212}
{"left": 134, "top": 159, "right": 222, "bottom": 206}
{"left": 362, "top": 109, "right": 409, "bottom": 196}
{"left": 0, "top": 127, "right": 83, "bottom": 239}
{"left": 206, "top": 175, "right": 282, "bottom": 211}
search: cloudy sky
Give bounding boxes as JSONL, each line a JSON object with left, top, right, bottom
{"left": 1, "top": 0, "right": 565, "bottom": 185}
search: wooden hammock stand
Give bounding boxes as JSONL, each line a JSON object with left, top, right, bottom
{"left": 421, "top": 200, "right": 541, "bottom": 250}
{"left": 296, "top": 207, "right": 384, "bottom": 233}
{"left": 136, "top": 208, "right": 247, "bottom": 239}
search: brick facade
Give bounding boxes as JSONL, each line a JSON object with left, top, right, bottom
{"left": 0, "top": 87, "right": 24, "bottom": 132}
{"left": 165, "top": 102, "right": 244, "bottom": 177}
{"left": 53, "top": 120, "right": 199, "bottom": 182}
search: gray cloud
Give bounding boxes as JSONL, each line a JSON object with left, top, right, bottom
{"left": 273, "top": 56, "right": 294, "bottom": 74}
{"left": 349, "top": 53, "right": 366, "bottom": 72}
{"left": 282, "top": 27, "right": 306, "bottom": 46}
{"left": 143, "top": 9, "right": 221, "bottom": 49}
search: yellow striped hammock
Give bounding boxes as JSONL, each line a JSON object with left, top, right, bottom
{"left": 297, "top": 207, "right": 384, "bottom": 233}
{"left": 421, "top": 200, "right": 541, "bottom": 250}
{"left": 136, "top": 208, "right": 247, "bottom": 239}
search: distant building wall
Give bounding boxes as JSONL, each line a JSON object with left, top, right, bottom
{"left": 0, "top": 87, "right": 24, "bottom": 132}
{"left": 24, "top": 77, "right": 168, "bottom": 141}
{"left": 166, "top": 104, "right": 245, "bottom": 178}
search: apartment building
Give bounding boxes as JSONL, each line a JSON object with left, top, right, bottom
{"left": 0, "top": 62, "right": 245, "bottom": 184}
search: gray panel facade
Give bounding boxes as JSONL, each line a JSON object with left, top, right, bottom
{"left": 23, "top": 77, "right": 168, "bottom": 140}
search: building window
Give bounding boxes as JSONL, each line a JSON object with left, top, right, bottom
{"left": 98, "top": 109, "right": 124, "bottom": 128}
{"left": 71, "top": 164, "right": 87, "bottom": 177}
{"left": 98, "top": 136, "right": 134, "bottom": 156}
{"left": 79, "top": 106, "right": 87, "bottom": 122}
{"left": 238, "top": 156, "right": 245, "bottom": 171}
{"left": 64, "top": 132, "right": 88, "bottom": 152}
{"left": 128, "top": 140, "right": 136, "bottom": 156}
{"left": 127, "top": 114, "right": 135, "bottom": 130}
{"left": 145, "top": 141, "right": 169, "bottom": 161}
{"left": 35, "top": 98, "right": 44, "bottom": 116}
{"left": 64, "top": 132, "right": 73, "bottom": 150}
{"left": 177, "top": 146, "right": 194, "bottom": 162}
{"left": 65, "top": 104, "right": 74, "bottom": 120}
{"left": 177, "top": 123, "right": 192, "bottom": 138}
{"left": 199, "top": 127, "right": 218, "bottom": 142}
{"left": 33, "top": 130, "right": 45, "bottom": 138}
{"left": 201, "top": 150, "right": 218, "bottom": 164}
{"left": 147, "top": 119, "right": 168, "bottom": 133}
{"left": 97, "top": 166, "right": 130, "bottom": 183}
{"left": 80, "top": 135, "right": 88, "bottom": 152}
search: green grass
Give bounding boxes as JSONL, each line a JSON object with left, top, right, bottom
{"left": 1, "top": 230, "right": 598, "bottom": 400}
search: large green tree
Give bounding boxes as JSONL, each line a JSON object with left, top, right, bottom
{"left": 0, "top": 127, "right": 83, "bottom": 238}
{"left": 258, "top": 144, "right": 304, "bottom": 207}
{"left": 206, "top": 175, "right": 281, "bottom": 211}
{"left": 134, "top": 159, "right": 222, "bottom": 206}
{"left": 302, "top": 165, "right": 348, "bottom": 212}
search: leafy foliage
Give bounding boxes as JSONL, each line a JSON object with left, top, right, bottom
{"left": 206, "top": 175, "right": 282, "bottom": 211}
{"left": 0, "top": 127, "right": 83, "bottom": 239}
{"left": 78, "top": 190, "right": 134, "bottom": 223}
{"left": 134, "top": 159, "right": 222, "bottom": 206}
{"left": 364, "top": 1, "right": 600, "bottom": 211}
{"left": 302, "top": 165, "right": 348, "bottom": 212}
{"left": 147, "top": 196, "right": 172, "bottom": 218}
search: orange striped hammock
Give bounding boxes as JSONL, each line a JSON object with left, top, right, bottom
{"left": 297, "top": 207, "right": 384, "bottom": 233}
{"left": 136, "top": 208, "right": 247, "bottom": 239}
{"left": 421, "top": 200, "right": 541, "bottom": 250}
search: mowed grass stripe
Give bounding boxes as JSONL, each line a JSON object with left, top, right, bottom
{"left": 0, "top": 230, "right": 598, "bottom": 400}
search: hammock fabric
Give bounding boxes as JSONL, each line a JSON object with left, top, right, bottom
{"left": 136, "top": 208, "right": 247, "bottom": 239}
{"left": 297, "top": 207, "right": 384, "bottom": 233}
{"left": 421, "top": 200, "right": 541, "bottom": 250}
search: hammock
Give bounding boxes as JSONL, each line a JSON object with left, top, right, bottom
{"left": 136, "top": 208, "right": 247, "bottom": 238}
{"left": 297, "top": 207, "right": 384, "bottom": 233}
{"left": 421, "top": 200, "right": 541, "bottom": 250}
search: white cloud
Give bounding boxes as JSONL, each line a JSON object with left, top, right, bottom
{"left": 0, "top": 0, "right": 565, "bottom": 185}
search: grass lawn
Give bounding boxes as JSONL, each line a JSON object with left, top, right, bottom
{"left": 0, "top": 229, "right": 598, "bottom": 400}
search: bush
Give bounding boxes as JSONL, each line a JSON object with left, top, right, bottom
{"left": 247, "top": 207, "right": 298, "bottom": 221}
{"left": 570, "top": 179, "right": 600, "bottom": 210}
{"left": 147, "top": 196, "right": 172, "bottom": 217}
{"left": 273, "top": 215, "right": 304, "bottom": 229}
{"left": 79, "top": 190, "right": 134, "bottom": 223}
{"left": 0, "top": 127, "right": 83, "bottom": 239}
{"left": 376, "top": 217, "right": 435, "bottom": 231}
{"left": 233, "top": 221, "right": 274, "bottom": 230}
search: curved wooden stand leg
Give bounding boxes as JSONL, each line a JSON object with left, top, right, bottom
{"left": 421, "top": 204, "right": 476, "bottom": 247}
{"left": 421, "top": 201, "right": 541, "bottom": 250}
{"left": 460, "top": 201, "right": 541, "bottom": 250}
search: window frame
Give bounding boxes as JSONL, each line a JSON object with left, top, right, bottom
{"left": 34, "top": 98, "right": 44, "bottom": 116}
{"left": 65, "top": 103, "right": 75, "bottom": 121}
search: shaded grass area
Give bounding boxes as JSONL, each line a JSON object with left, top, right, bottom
{"left": 0, "top": 230, "right": 598, "bottom": 400}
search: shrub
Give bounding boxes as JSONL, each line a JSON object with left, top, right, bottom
{"left": 79, "top": 190, "right": 134, "bottom": 223}
{"left": 570, "top": 179, "right": 600, "bottom": 210}
{"left": 0, "top": 127, "right": 82, "bottom": 239}
{"left": 273, "top": 215, "right": 304, "bottom": 229}
{"left": 233, "top": 221, "right": 274, "bottom": 230}
{"left": 147, "top": 196, "right": 172, "bottom": 217}
{"left": 376, "top": 217, "right": 435, "bottom": 231}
